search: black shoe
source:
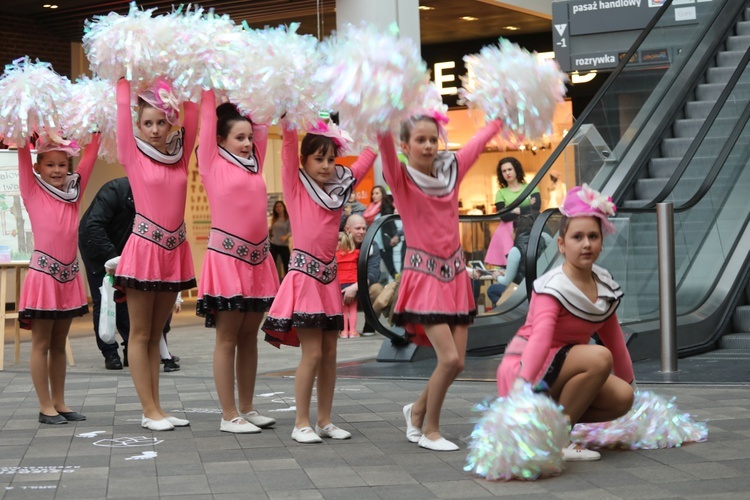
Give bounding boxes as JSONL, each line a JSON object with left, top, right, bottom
{"left": 38, "top": 413, "right": 67, "bottom": 425}
{"left": 59, "top": 411, "right": 86, "bottom": 422}
{"left": 104, "top": 354, "right": 123, "bottom": 370}
{"left": 163, "top": 358, "right": 180, "bottom": 373}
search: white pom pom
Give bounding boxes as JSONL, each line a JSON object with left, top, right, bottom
{"left": 63, "top": 77, "right": 118, "bottom": 162}
{"left": 572, "top": 390, "right": 708, "bottom": 450}
{"left": 228, "top": 23, "right": 323, "bottom": 128}
{"left": 0, "top": 57, "right": 71, "bottom": 147}
{"left": 83, "top": 3, "right": 175, "bottom": 83}
{"left": 465, "top": 385, "right": 569, "bottom": 481}
{"left": 165, "top": 7, "right": 247, "bottom": 102}
{"left": 459, "top": 38, "right": 568, "bottom": 144}
{"left": 316, "top": 23, "right": 431, "bottom": 143}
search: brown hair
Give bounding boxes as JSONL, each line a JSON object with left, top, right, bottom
{"left": 271, "top": 200, "right": 288, "bottom": 226}
{"left": 558, "top": 215, "right": 603, "bottom": 239}
{"left": 496, "top": 157, "right": 526, "bottom": 188}
{"left": 399, "top": 115, "right": 439, "bottom": 143}
{"left": 216, "top": 102, "right": 251, "bottom": 140}
{"left": 300, "top": 133, "right": 338, "bottom": 165}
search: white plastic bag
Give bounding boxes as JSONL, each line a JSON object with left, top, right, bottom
{"left": 98, "top": 274, "right": 117, "bottom": 344}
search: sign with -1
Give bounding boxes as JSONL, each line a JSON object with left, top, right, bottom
{"left": 552, "top": 2, "right": 572, "bottom": 72}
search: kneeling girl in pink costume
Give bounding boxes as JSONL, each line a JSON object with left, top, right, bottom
{"left": 114, "top": 78, "right": 198, "bottom": 431}
{"left": 377, "top": 115, "right": 502, "bottom": 452}
{"left": 496, "top": 184, "right": 635, "bottom": 462}
{"left": 18, "top": 134, "right": 100, "bottom": 425}
{"left": 262, "top": 121, "right": 376, "bottom": 444}
{"left": 196, "top": 89, "right": 279, "bottom": 434}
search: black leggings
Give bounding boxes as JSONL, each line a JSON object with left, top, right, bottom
{"left": 270, "top": 243, "right": 291, "bottom": 276}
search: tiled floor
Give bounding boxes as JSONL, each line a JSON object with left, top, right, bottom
{"left": 1, "top": 306, "right": 749, "bottom": 499}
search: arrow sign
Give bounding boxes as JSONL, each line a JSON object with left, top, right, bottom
{"left": 555, "top": 24, "right": 567, "bottom": 36}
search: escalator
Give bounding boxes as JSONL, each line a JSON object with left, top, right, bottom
{"left": 357, "top": 0, "right": 750, "bottom": 368}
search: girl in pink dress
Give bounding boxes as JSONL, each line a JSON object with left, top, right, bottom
{"left": 262, "top": 121, "right": 376, "bottom": 444}
{"left": 496, "top": 184, "right": 635, "bottom": 462}
{"left": 377, "top": 115, "right": 502, "bottom": 451}
{"left": 18, "top": 133, "right": 100, "bottom": 424}
{"left": 114, "top": 78, "right": 197, "bottom": 431}
{"left": 196, "top": 89, "right": 279, "bottom": 434}
{"left": 335, "top": 231, "right": 360, "bottom": 339}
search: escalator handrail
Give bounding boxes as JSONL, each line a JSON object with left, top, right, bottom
{"left": 624, "top": 44, "right": 750, "bottom": 212}
{"left": 458, "top": 0, "right": 683, "bottom": 225}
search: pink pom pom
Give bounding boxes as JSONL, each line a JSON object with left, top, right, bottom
{"left": 465, "top": 385, "right": 569, "bottom": 481}
{"left": 459, "top": 38, "right": 568, "bottom": 145}
{"left": 572, "top": 390, "right": 708, "bottom": 450}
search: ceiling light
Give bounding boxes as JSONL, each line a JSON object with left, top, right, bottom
{"left": 419, "top": 5, "right": 434, "bottom": 11}
{"left": 43, "top": 3, "right": 51, "bottom": 6}
{"left": 503, "top": 26, "right": 520, "bottom": 31}
{"left": 50, "top": 5, "right": 59, "bottom": 8}
{"left": 460, "top": 16, "right": 478, "bottom": 21}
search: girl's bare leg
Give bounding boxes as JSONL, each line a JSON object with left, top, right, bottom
{"left": 236, "top": 313, "right": 264, "bottom": 414}
{"left": 294, "top": 328, "right": 323, "bottom": 429}
{"left": 49, "top": 318, "right": 74, "bottom": 413}
{"left": 316, "top": 331, "right": 339, "bottom": 427}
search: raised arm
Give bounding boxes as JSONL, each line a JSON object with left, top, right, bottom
{"left": 456, "top": 119, "right": 502, "bottom": 181}
{"left": 253, "top": 123, "right": 269, "bottom": 172}
{"left": 116, "top": 79, "right": 137, "bottom": 168}
{"left": 520, "top": 190, "right": 541, "bottom": 218}
{"left": 518, "top": 293, "right": 561, "bottom": 383}
{"left": 350, "top": 148, "right": 377, "bottom": 188}
{"left": 376, "top": 133, "right": 403, "bottom": 191}
{"left": 181, "top": 99, "right": 199, "bottom": 168}
{"left": 281, "top": 125, "right": 300, "bottom": 200}
{"left": 198, "top": 89, "right": 218, "bottom": 175}
{"left": 597, "top": 313, "right": 635, "bottom": 384}
{"left": 16, "top": 145, "right": 37, "bottom": 201}
{"left": 76, "top": 133, "right": 101, "bottom": 193}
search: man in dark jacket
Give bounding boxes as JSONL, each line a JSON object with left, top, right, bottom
{"left": 78, "top": 178, "right": 134, "bottom": 370}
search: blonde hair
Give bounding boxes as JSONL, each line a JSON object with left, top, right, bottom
{"left": 337, "top": 231, "right": 355, "bottom": 252}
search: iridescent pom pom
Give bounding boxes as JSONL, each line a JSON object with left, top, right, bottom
{"left": 316, "top": 23, "right": 431, "bottom": 143}
{"left": 165, "top": 7, "right": 247, "bottom": 102}
{"left": 0, "top": 57, "right": 71, "bottom": 147}
{"left": 63, "top": 77, "right": 117, "bottom": 162}
{"left": 459, "top": 39, "right": 568, "bottom": 145}
{"left": 225, "top": 23, "right": 323, "bottom": 128}
{"left": 465, "top": 385, "right": 570, "bottom": 481}
{"left": 572, "top": 390, "right": 708, "bottom": 450}
{"left": 83, "top": 2, "right": 174, "bottom": 83}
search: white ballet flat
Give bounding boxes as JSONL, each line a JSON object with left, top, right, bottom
{"left": 417, "top": 435, "right": 459, "bottom": 452}
{"left": 141, "top": 415, "right": 174, "bottom": 431}
{"left": 291, "top": 426, "right": 322, "bottom": 444}
{"left": 403, "top": 404, "right": 423, "bottom": 443}
{"left": 165, "top": 416, "right": 190, "bottom": 427}
{"left": 221, "top": 417, "right": 261, "bottom": 434}
{"left": 242, "top": 410, "right": 276, "bottom": 429}
{"left": 563, "top": 443, "right": 601, "bottom": 461}
{"left": 315, "top": 423, "right": 351, "bottom": 440}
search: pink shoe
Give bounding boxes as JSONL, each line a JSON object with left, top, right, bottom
{"left": 340, "top": 331, "right": 349, "bottom": 339}
{"left": 349, "top": 331, "right": 360, "bottom": 338}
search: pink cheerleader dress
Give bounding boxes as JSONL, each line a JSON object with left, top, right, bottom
{"left": 262, "top": 126, "right": 376, "bottom": 347}
{"left": 376, "top": 120, "right": 501, "bottom": 346}
{"left": 113, "top": 79, "right": 198, "bottom": 292}
{"left": 195, "top": 90, "right": 280, "bottom": 327}
{"left": 17, "top": 135, "right": 100, "bottom": 328}
{"left": 496, "top": 265, "right": 634, "bottom": 397}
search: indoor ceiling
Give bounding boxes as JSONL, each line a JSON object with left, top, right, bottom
{"left": 3, "top": 0, "right": 551, "bottom": 45}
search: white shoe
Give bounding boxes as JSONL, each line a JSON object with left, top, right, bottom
{"left": 165, "top": 416, "right": 190, "bottom": 427}
{"left": 221, "top": 417, "right": 261, "bottom": 434}
{"left": 141, "top": 415, "right": 174, "bottom": 431}
{"left": 315, "top": 423, "right": 351, "bottom": 440}
{"left": 403, "top": 404, "right": 422, "bottom": 443}
{"left": 563, "top": 443, "right": 601, "bottom": 461}
{"left": 291, "top": 426, "right": 322, "bottom": 444}
{"left": 417, "top": 435, "right": 459, "bottom": 452}
{"left": 242, "top": 410, "right": 276, "bottom": 429}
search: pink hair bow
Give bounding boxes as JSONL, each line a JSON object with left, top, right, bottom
{"left": 139, "top": 78, "right": 181, "bottom": 125}
{"left": 559, "top": 184, "right": 616, "bottom": 234}
{"left": 308, "top": 120, "right": 353, "bottom": 155}
{"left": 35, "top": 134, "right": 81, "bottom": 157}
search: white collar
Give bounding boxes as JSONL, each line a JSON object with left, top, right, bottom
{"left": 135, "top": 129, "right": 184, "bottom": 165}
{"left": 299, "top": 164, "right": 355, "bottom": 211}
{"left": 218, "top": 145, "right": 258, "bottom": 173}
{"left": 33, "top": 171, "right": 80, "bottom": 203}
{"left": 404, "top": 151, "right": 457, "bottom": 197}
{"left": 534, "top": 264, "right": 622, "bottom": 323}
